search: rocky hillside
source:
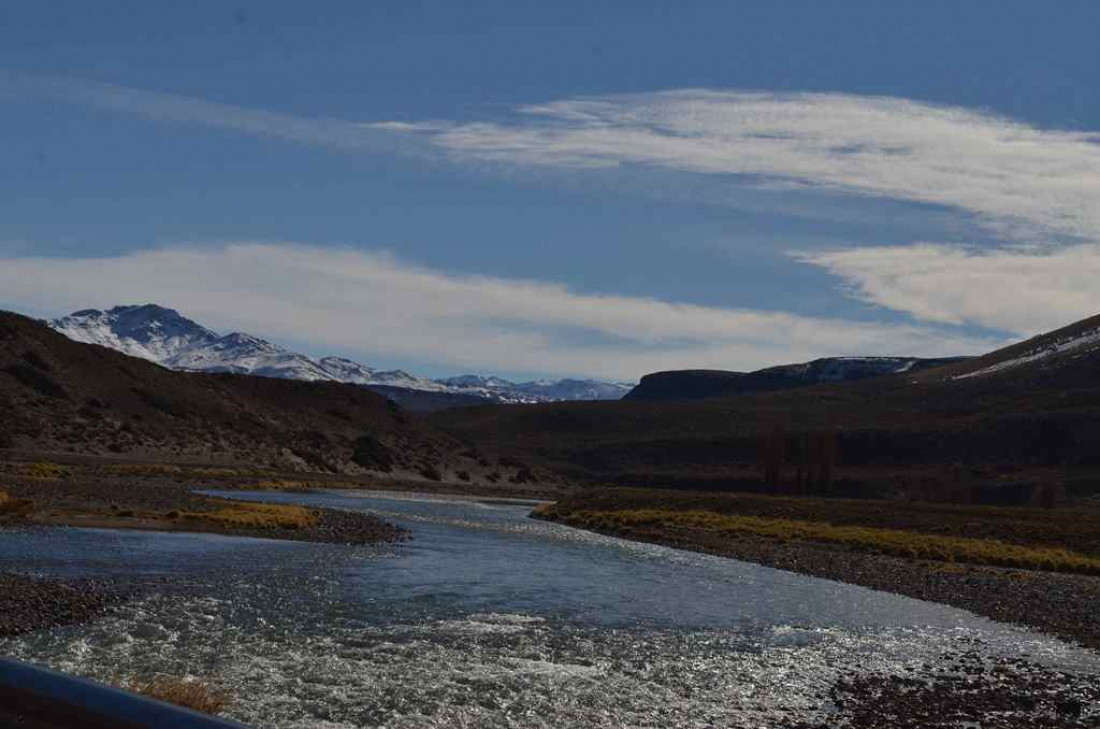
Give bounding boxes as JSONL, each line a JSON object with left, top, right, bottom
{"left": 432, "top": 313, "right": 1100, "bottom": 502}
{"left": 0, "top": 311, "right": 547, "bottom": 486}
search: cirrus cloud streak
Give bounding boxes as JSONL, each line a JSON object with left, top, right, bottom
{"left": 384, "top": 90, "right": 1100, "bottom": 243}
{"left": 797, "top": 242, "right": 1100, "bottom": 336}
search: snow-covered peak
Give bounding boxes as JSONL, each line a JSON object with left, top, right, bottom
{"left": 47, "top": 304, "right": 632, "bottom": 403}
{"left": 438, "top": 374, "right": 517, "bottom": 389}
{"left": 50, "top": 304, "right": 219, "bottom": 363}
{"left": 513, "top": 378, "right": 634, "bottom": 401}
{"left": 318, "top": 356, "right": 377, "bottom": 383}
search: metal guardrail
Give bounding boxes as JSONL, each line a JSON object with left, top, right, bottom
{"left": 0, "top": 658, "right": 249, "bottom": 728}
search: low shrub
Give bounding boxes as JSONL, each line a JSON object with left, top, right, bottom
{"left": 419, "top": 465, "right": 443, "bottom": 482}
{"left": 350, "top": 435, "right": 394, "bottom": 471}
{"left": 130, "top": 387, "right": 189, "bottom": 418}
{"left": 183, "top": 501, "right": 319, "bottom": 530}
{"left": 0, "top": 489, "right": 34, "bottom": 516}
{"left": 24, "top": 462, "right": 69, "bottom": 480}
{"left": 125, "top": 676, "right": 230, "bottom": 715}
{"left": 21, "top": 350, "right": 52, "bottom": 372}
{"left": 510, "top": 466, "right": 536, "bottom": 484}
{"left": 1, "top": 363, "right": 69, "bottom": 400}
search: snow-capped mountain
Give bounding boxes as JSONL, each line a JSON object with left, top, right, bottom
{"left": 52, "top": 305, "right": 220, "bottom": 362}
{"left": 436, "top": 374, "right": 633, "bottom": 402}
{"left": 47, "top": 305, "right": 631, "bottom": 405}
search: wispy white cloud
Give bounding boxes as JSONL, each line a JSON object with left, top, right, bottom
{"left": 797, "top": 242, "right": 1100, "bottom": 335}
{"left": 0, "top": 243, "right": 999, "bottom": 379}
{"left": 0, "top": 70, "right": 413, "bottom": 153}
{"left": 8, "top": 72, "right": 1100, "bottom": 243}
{"left": 384, "top": 91, "right": 1100, "bottom": 243}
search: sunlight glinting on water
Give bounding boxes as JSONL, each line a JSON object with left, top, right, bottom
{"left": 2, "top": 490, "right": 1099, "bottom": 727}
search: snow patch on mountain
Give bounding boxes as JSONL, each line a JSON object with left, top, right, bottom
{"left": 47, "top": 305, "right": 631, "bottom": 403}
{"left": 51, "top": 305, "right": 219, "bottom": 363}
{"left": 762, "top": 356, "right": 934, "bottom": 382}
{"left": 954, "top": 326, "right": 1100, "bottom": 380}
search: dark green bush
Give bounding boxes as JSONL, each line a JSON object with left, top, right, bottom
{"left": 351, "top": 435, "right": 395, "bottom": 471}
{"left": 1, "top": 363, "right": 69, "bottom": 400}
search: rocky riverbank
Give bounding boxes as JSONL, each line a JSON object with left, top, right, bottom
{"left": 784, "top": 649, "right": 1100, "bottom": 728}
{"left": 536, "top": 490, "right": 1100, "bottom": 651}
{"left": 1, "top": 460, "right": 408, "bottom": 546}
{"left": 0, "top": 572, "right": 123, "bottom": 638}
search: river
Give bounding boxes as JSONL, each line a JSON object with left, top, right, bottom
{"left": 2, "top": 489, "right": 1098, "bottom": 727}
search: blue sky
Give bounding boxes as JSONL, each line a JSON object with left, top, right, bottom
{"left": 3, "top": 1, "right": 1100, "bottom": 380}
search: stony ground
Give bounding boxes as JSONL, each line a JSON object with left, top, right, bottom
{"left": 0, "top": 572, "right": 123, "bottom": 638}
{"left": 784, "top": 650, "right": 1100, "bottom": 728}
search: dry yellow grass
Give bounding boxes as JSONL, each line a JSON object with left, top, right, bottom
{"left": 251, "top": 479, "right": 309, "bottom": 490}
{"left": 249, "top": 478, "right": 361, "bottom": 491}
{"left": 182, "top": 501, "right": 319, "bottom": 530}
{"left": 23, "top": 461, "right": 68, "bottom": 480}
{"left": 0, "top": 488, "right": 34, "bottom": 516}
{"left": 555, "top": 507, "right": 1100, "bottom": 575}
{"left": 104, "top": 463, "right": 184, "bottom": 476}
{"left": 126, "top": 676, "right": 231, "bottom": 715}
{"left": 192, "top": 467, "right": 244, "bottom": 477}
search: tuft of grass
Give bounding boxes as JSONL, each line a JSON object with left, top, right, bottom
{"left": 0, "top": 488, "right": 34, "bottom": 516}
{"left": 23, "top": 461, "right": 69, "bottom": 480}
{"left": 549, "top": 507, "right": 1100, "bottom": 576}
{"left": 125, "top": 676, "right": 231, "bottom": 715}
{"left": 251, "top": 479, "right": 309, "bottom": 490}
{"left": 182, "top": 501, "right": 319, "bottom": 530}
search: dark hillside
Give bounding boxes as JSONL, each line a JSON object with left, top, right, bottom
{"left": 433, "top": 314, "right": 1100, "bottom": 502}
{"left": 625, "top": 357, "right": 967, "bottom": 401}
{"left": 624, "top": 370, "right": 747, "bottom": 400}
{"left": 0, "top": 311, "right": 486, "bottom": 480}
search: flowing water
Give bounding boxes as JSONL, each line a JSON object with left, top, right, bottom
{"left": 2, "top": 489, "right": 1098, "bottom": 727}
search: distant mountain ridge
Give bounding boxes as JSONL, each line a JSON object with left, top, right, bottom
{"left": 624, "top": 356, "right": 970, "bottom": 401}
{"left": 48, "top": 305, "right": 633, "bottom": 406}
{"left": 431, "top": 310, "right": 1100, "bottom": 498}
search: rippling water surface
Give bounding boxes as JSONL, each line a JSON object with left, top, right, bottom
{"left": 2, "top": 489, "right": 1098, "bottom": 727}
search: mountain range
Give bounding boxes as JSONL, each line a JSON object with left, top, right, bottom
{"left": 47, "top": 305, "right": 633, "bottom": 409}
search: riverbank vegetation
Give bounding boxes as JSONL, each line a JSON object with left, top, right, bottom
{"left": 0, "top": 456, "right": 406, "bottom": 545}
{"left": 539, "top": 505, "right": 1100, "bottom": 575}
{"left": 124, "top": 676, "right": 231, "bottom": 715}
{"left": 177, "top": 501, "right": 318, "bottom": 530}
{"left": 536, "top": 488, "right": 1100, "bottom": 564}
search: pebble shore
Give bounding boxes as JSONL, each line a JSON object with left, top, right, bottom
{"left": 0, "top": 572, "right": 123, "bottom": 638}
